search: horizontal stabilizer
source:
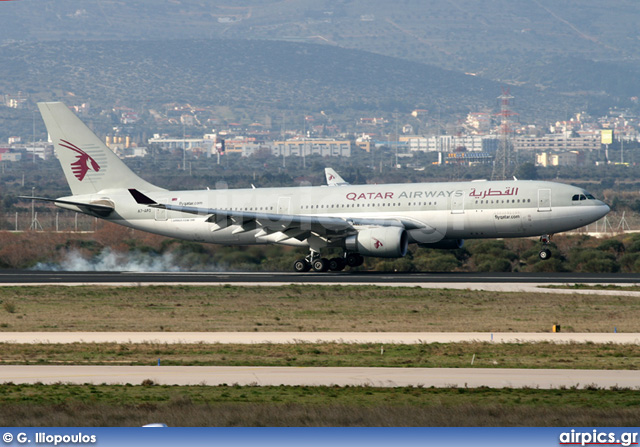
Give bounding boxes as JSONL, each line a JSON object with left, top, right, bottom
{"left": 18, "top": 196, "right": 114, "bottom": 217}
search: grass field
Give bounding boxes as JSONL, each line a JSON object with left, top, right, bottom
{"left": 0, "top": 384, "right": 639, "bottom": 426}
{"left": 0, "top": 342, "right": 638, "bottom": 370}
{"left": 0, "top": 285, "right": 638, "bottom": 333}
{"left": 1, "top": 284, "right": 638, "bottom": 426}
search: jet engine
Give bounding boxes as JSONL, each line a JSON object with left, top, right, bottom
{"left": 345, "top": 227, "right": 408, "bottom": 258}
{"left": 418, "top": 239, "right": 464, "bottom": 250}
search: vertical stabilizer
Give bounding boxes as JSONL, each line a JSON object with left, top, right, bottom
{"left": 325, "top": 167, "right": 350, "bottom": 186}
{"left": 38, "top": 102, "right": 163, "bottom": 195}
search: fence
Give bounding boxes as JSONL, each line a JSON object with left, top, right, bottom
{"left": 1, "top": 211, "right": 98, "bottom": 233}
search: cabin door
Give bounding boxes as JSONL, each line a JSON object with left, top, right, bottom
{"left": 155, "top": 198, "right": 168, "bottom": 221}
{"left": 277, "top": 197, "right": 291, "bottom": 215}
{"left": 537, "top": 189, "right": 551, "bottom": 212}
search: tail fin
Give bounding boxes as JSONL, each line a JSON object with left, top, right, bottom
{"left": 38, "top": 102, "right": 163, "bottom": 195}
{"left": 324, "top": 167, "right": 350, "bottom": 186}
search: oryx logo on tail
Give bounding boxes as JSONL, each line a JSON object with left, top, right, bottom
{"left": 59, "top": 139, "right": 101, "bottom": 181}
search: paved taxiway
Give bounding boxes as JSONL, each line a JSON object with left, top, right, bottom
{"left": 3, "top": 271, "right": 640, "bottom": 297}
{"left": 0, "top": 365, "right": 637, "bottom": 389}
{"left": 2, "top": 270, "right": 640, "bottom": 286}
{"left": 1, "top": 331, "right": 638, "bottom": 344}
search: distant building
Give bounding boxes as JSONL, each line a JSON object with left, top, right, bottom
{"left": 9, "top": 141, "right": 53, "bottom": 160}
{"left": 272, "top": 139, "right": 351, "bottom": 157}
{"left": 148, "top": 135, "right": 215, "bottom": 155}
{"left": 106, "top": 135, "right": 131, "bottom": 152}
{"left": 443, "top": 151, "right": 493, "bottom": 165}
{"left": 535, "top": 151, "right": 585, "bottom": 167}
{"left": 401, "top": 135, "right": 498, "bottom": 153}
{"left": 222, "top": 137, "right": 272, "bottom": 157}
{"left": 4, "top": 92, "right": 27, "bottom": 109}
{"left": 465, "top": 112, "right": 492, "bottom": 134}
{"left": 515, "top": 134, "right": 600, "bottom": 152}
{"left": 121, "top": 146, "right": 148, "bottom": 158}
{"left": 355, "top": 134, "right": 372, "bottom": 152}
{"left": 0, "top": 151, "right": 22, "bottom": 162}
{"left": 358, "top": 117, "right": 387, "bottom": 126}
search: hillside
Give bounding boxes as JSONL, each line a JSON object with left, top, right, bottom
{"left": 0, "top": 39, "right": 579, "bottom": 124}
{"left": 2, "top": 0, "right": 640, "bottom": 110}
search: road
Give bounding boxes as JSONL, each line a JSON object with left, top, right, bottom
{"left": 0, "top": 365, "right": 636, "bottom": 389}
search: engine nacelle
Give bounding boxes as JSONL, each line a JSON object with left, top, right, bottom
{"left": 418, "top": 239, "right": 464, "bottom": 250}
{"left": 345, "top": 227, "right": 408, "bottom": 258}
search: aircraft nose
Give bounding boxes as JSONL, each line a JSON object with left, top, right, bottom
{"left": 599, "top": 202, "right": 611, "bottom": 219}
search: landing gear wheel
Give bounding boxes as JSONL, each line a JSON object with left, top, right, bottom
{"left": 345, "top": 253, "right": 364, "bottom": 268}
{"left": 312, "top": 258, "right": 329, "bottom": 272}
{"left": 293, "top": 258, "right": 311, "bottom": 272}
{"left": 328, "top": 257, "right": 346, "bottom": 271}
{"left": 538, "top": 248, "right": 552, "bottom": 260}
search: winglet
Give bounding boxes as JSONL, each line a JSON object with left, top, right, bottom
{"left": 128, "top": 189, "right": 157, "bottom": 205}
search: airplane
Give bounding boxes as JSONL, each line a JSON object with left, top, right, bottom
{"left": 27, "top": 102, "right": 610, "bottom": 273}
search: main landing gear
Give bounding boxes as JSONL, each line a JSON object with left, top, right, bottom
{"left": 293, "top": 251, "right": 364, "bottom": 273}
{"left": 538, "top": 234, "right": 552, "bottom": 260}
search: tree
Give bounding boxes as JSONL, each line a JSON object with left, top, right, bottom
{"left": 514, "top": 162, "right": 538, "bottom": 180}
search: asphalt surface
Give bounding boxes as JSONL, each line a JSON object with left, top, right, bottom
{"left": 2, "top": 270, "right": 640, "bottom": 285}
{"left": 0, "top": 365, "right": 637, "bottom": 388}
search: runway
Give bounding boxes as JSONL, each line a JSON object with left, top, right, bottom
{"left": 1, "top": 331, "right": 638, "bottom": 344}
{"left": 2, "top": 270, "right": 640, "bottom": 289}
{"left": 0, "top": 365, "right": 636, "bottom": 389}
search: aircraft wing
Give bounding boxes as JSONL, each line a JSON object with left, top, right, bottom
{"left": 129, "top": 189, "right": 430, "bottom": 242}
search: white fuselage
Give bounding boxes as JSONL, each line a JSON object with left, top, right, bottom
{"left": 66, "top": 179, "right": 610, "bottom": 249}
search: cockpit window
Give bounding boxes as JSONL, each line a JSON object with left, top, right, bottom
{"left": 573, "top": 192, "right": 597, "bottom": 201}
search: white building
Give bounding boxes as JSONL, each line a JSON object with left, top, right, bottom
{"left": 272, "top": 139, "right": 351, "bottom": 157}
{"left": 515, "top": 134, "right": 600, "bottom": 152}
{"left": 401, "top": 135, "right": 498, "bottom": 153}
{"left": 148, "top": 135, "right": 215, "bottom": 155}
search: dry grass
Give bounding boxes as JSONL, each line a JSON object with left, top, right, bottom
{"left": 0, "top": 385, "right": 638, "bottom": 426}
{"left": 0, "top": 285, "right": 638, "bottom": 333}
{"left": 0, "top": 341, "right": 638, "bottom": 370}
